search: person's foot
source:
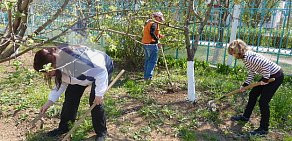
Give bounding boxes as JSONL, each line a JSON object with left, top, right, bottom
{"left": 143, "top": 78, "right": 152, "bottom": 84}
{"left": 249, "top": 127, "right": 268, "bottom": 136}
{"left": 96, "top": 135, "right": 106, "bottom": 141}
{"left": 144, "top": 77, "right": 152, "bottom": 81}
{"left": 230, "top": 115, "right": 249, "bottom": 122}
{"left": 47, "top": 128, "right": 69, "bottom": 137}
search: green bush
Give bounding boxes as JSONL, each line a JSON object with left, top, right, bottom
{"left": 270, "top": 76, "right": 292, "bottom": 130}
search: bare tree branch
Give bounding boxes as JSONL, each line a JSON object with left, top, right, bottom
{"left": 183, "top": 0, "right": 215, "bottom": 61}
{"left": 191, "top": 1, "right": 203, "bottom": 21}
{"left": 0, "top": 8, "right": 135, "bottom": 63}
{"left": 0, "top": 45, "right": 32, "bottom": 63}
{"left": 0, "top": 23, "right": 70, "bottom": 62}
{"left": 12, "top": 0, "right": 22, "bottom": 32}
{"left": 0, "top": 8, "right": 14, "bottom": 55}
{"left": 0, "top": 12, "right": 94, "bottom": 63}
{"left": 0, "top": 37, "right": 12, "bottom": 46}
{"left": 89, "top": 28, "right": 140, "bottom": 38}
{"left": 0, "top": 0, "right": 31, "bottom": 60}
{"left": 192, "top": 0, "right": 215, "bottom": 56}
{"left": 153, "top": 20, "right": 185, "bottom": 31}
{"left": 12, "top": 0, "right": 30, "bottom": 32}
{"left": 32, "top": 0, "right": 70, "bottom": 36}
{"left": 7, "top": 8, "right": 13, "bottom": 34}
{"left": 184, "top": 0, "right": 193, "bottom": 61}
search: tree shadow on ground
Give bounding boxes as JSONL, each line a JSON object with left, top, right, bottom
{"left": 83, "top": 134, "right": 131, "bottom": 141}
{"left": 83, "top": 135, "right": 95, "bottom": 141}
{"left": 228, "top": 121, "right": 250, "bottom": 139}
{"left": 121, "top": 105, "right": 143, "bottom": 115}
{"left": 194, "top": 129, "right": 229, "bottom": 141}
{"left": 26, "top": 131, "right": 59, "bottom": 141}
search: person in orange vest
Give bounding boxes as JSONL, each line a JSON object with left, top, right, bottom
{"left": 141, "top": 12, "right": 165, "bottom": 80}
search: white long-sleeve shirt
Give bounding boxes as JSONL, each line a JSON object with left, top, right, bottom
{"left": 48, "top": 45, "right": 113, "bottom": 102}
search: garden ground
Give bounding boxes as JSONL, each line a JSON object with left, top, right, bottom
{"left": 0, "top": 52, "right": 291, "bottom": 141}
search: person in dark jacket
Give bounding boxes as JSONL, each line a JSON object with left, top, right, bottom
{"left": 33, "top": 45, "right": 114, "bottom": 141}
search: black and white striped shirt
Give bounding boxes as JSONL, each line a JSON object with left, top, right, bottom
{"left": 242, "top": 51, "right": 281, "bottom": 86}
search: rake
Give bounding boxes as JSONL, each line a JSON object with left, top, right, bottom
{"left": 61, "top": 69, "right": 125, "bottom": 141}
{"left": 29, "top": 113, "right": 45, "bottom": 130}
{"left": 160, "top": 45, "right": 175, "bottom": 93}
{"left": 208, "top": 78, "right": 276, "bottom": 111}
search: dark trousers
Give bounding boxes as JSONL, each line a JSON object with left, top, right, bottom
{"left": 243, "top": 71, "right": 284, "bottom": 130}
{"left": 58, "top": 83, "right": 107, "bottom": 137}
{"left": 58, "top": 64, "right": 113, "bottom": 137}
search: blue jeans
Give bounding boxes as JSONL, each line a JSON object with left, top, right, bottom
{"left": 143, "top": 44, "right": 158, "bottom": 79}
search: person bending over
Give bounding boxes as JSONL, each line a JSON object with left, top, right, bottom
{"left": 227, "top": 39, "right": 284, "bottom": 136}
{"left": 33, "top": 44, "right": 114, "bottom": 141}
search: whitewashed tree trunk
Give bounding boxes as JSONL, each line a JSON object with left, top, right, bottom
{"left": 187, "top": 61, "right": 196, "bottom": 101}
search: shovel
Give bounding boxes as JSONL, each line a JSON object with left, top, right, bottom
{"left": 160, "top": 44, "right": 175, "bottom": 93}
{"left": 29, "top": 113, "right": 45, "bottom": 130}
{"left": 208, "top": 78, "right": 276, "bottom": 111}
{"left": 62, "top": 69, "right": 125, "bottom": 141}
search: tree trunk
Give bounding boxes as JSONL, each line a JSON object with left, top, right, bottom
{"left": 0, "top": 0, "right": 30, "bottom": 59}
{"left": 0, "top": 0, "right": 70, "bottom": 61}
{"left": 184, "top": 0, "right": 215, "bottom": 102}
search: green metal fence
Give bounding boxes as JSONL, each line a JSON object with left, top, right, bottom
{"left": 167, "top": 1, "right": 292, "bottom": 75}
{"left": 0, "top": 0, "right": 291, "bottom": 74}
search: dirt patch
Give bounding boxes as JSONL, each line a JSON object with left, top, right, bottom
{"left": 0, "top": 119, "right": 24, "bottom": 141}
{"left": 0, "top": 52, "right": 290, "bottom": 141}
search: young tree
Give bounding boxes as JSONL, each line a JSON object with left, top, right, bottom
{"left": 183, "top": 0, "right": 215, "bottom": 102}
{"left": 0, "top": 0, "right": 134, "bottom": 63}
{"left": 0, "top": 0, "right": 71, "bottom": 63}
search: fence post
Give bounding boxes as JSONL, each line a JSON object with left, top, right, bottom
{"left": 276, "top": 2, "right": 288, "bottom": 64}
{"left": 175, "top": 48, "right": 179, "bottom": 59}
{"left": 227, "top": 4, "right": 240, "bottom": 66}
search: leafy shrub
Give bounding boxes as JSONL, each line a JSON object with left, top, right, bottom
{"left": 270, "top": 76, "right": 292, "bottom": 130}
{"left": 7, "top": 60, "right": 39, "bottom": 85}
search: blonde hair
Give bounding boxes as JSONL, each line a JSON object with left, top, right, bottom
{"left": 227, "top": 39, "right": 249, "bottom": 59}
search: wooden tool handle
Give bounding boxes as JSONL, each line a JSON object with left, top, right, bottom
{"left": 244, "top": 78, "right": 275, "bottom": 90}
{"left": 160, "top": 46, "right": 174, "bottom": 88}
{"left": 62, "top": 69, "right": 125, "bottom": 141}
{"left": 220, "top": 78, "right": 275, "bottom": 100}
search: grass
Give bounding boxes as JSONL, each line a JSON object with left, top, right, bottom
{"left": 0, "top": 59, "right": 291, "bottom": 140}
{"left": 178, "top": 128, "right": 197, "bottom": 141}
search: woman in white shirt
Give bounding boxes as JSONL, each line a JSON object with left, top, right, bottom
{"left": 33, "top": 45, "right": 113, "bottom": 141}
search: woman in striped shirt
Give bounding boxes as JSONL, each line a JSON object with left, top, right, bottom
{"left": 227, "top": 39, "right": 284, "bottom": 136}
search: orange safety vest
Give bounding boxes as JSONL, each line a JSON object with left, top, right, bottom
{"left": 141, "top": 21, "right": 160, "bottom": 44}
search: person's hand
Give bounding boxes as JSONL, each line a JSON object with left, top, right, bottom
{"left": 239, "top": 86, "right": 246, "bottom": 92}
{"left": 40, "top": 100, "right": 53, "bottom": 114}
{"left": 260, "top": 81, "right": 268, "bottom": 85}
{"left": 158, "top": 43, "right": 162, "bottom": 49}
{"left": 159, "top": 34, "right": 165, "bottom": 39}
{"left": 94, "top": 96, "right": 103, "bottom": 105}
